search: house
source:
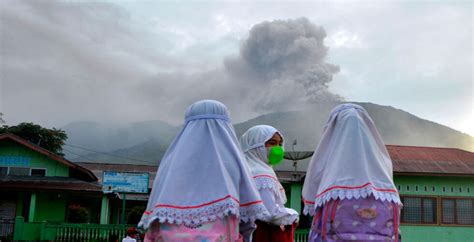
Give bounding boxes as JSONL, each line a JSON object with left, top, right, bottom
{"left": 0, "top": 133, "right": 112, "bottom": 241}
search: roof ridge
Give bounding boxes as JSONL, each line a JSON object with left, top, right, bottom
{"left": 386, "top": 144, "right": 473, "bottom": 153}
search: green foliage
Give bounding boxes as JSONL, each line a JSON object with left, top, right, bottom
{"left": 66, "top": 204, "right": 90, "bottom": 223}
{"left": 127, "top": 206, "right": 145, "bottom": 225}
{"left": 0, "top": 122, "right": 67, "bottom": 156}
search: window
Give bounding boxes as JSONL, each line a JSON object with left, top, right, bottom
{"left": 0, "top": 167, "right": 7, "bottom": 176}
{"left": 402, "top": 197, "right": 421, "bottom": 223}
{"left": 442, "top": 199, "right": 455, "bottom": 223}
{"left": 401, "top": 196, "right": 437, "bottom": 224}
{"left": 457, "top": 199, "right": 474, "bottom": 225}
{"left": 30, "top": 168, "right": 46, "bottom": 177}
{"left": 401, "top": 196, "right": 474, "bottom": 226}
{"left": 442, "top": 198, "right": 474, "bottom": 225}
{"left": 9, "top": 167, "right": 29, "bottom": 176}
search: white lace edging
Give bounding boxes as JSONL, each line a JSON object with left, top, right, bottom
{"left": 254, "top": 177, "right": 287, "bottom": 203}
{"left": 138, "top": 197, "right": 269, "bottom": 229}
{"left": 240, "top": 201, "right": 270, "bottom": 223}
{"left": 303, "top": 187, "right": 402, "bottom": 216}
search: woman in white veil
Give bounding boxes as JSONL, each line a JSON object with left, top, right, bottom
{"left": 140, "top": 100, "right": 269, "bottom": 242}
{"left": 240, "top": 125, "right": 299, "bottom": 242}
{"left": 302, "top": 103, "right": 402, "bottom": 242}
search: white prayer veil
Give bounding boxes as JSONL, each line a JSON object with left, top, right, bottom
{"left": 139, "top": 100, "right": 268, "bottom": 229}
{"left": 302, "top": 103, "right": 401, "bottom": 216}
{"left": 240, "top": 125, "right": 287, "bottom": 204}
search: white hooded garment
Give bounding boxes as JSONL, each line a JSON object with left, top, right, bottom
{"left": 240, "top": 125, "right": 298, "bottom": 225}
{"left": 139, "top": 100, "right": 268, "bottom": 229}
{"left": 302, "top": 103, "right": 401, "bottom": 216}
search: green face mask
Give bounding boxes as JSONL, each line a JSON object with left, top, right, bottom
{"left": 267, "top": 146, "right": 285, "bottom": 166}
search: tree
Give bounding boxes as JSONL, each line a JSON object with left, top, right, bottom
{"left": 0, "top": 122, "right": 68, "bottom": 156}
{"left": 127, "top": 206, "right": 145, "bottom": 224}
{"left": 0, "top": 112, "right": 4, "bottom": 124}
{"left": 66, "top": 204, "right": 90, "bottom": 223}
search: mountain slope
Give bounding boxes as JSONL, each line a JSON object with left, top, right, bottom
{"left": 62, "top": 102, "right": 473, "bottom": 165}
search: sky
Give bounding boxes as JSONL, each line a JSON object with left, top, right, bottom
{"left": 0, "top": 0, "right": 472, "bottom": 136}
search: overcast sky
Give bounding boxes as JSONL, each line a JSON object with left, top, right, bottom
{"left": 1, "top": 0, "right": 472, "bottom": 136}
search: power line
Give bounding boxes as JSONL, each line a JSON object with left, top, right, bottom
{"left": 63, "top": 148, "right": 98, "bottom": 163}
{"left": 64, "top": 143, "right": 152, "bottom": 163}
{"left": 64, "top": 143, "right": 151, "bottom": 163}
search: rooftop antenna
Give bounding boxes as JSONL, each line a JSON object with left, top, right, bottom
{"left": 292, "top": 139, "right": 298, "bottom": 177}
{"left": 284, "top": 139, "right": 314, "bottom": 181}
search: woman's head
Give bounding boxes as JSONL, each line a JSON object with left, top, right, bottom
{"left": 184, "top": 99, "right": 230, "bottom": 123}
{"left": 302, "top": 103, "right": 398, "bottom": 215}
{"left": 139, "top": 99, "right": 268, "bottom": 229}
{"left": 240, "top": 125, "right": 283, "bottom": 151}
{"left": 324, "top": 103, "right": 370, "bottom": 130}
{"left": 240, "top": 125, "right": 284, "bottom": 165}
{"left": 265, "top": 132, "right": 283, "bottom": 148}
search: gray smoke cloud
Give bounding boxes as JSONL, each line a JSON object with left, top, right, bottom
{"left": 1, "top": 1, "right": 341, "bottom": 127}
{"left": 116, "top": 18, "right": 343, "bottom": 123}
{"left": 226, "top": 18, "right": 341, "bottom": 112}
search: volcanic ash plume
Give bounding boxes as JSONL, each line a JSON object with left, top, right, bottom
{"left": 227, "top": 17, "right": 341, "bottom": 112}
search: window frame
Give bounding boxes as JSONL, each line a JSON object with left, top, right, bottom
{"left": 400, "top": 195, "right": 438, "bottom": 225}
{"left": 0, "top": 166, "right": 9, "bottom": 176}
{"left": 440, "top": 197, "right": 474, "bottom": 226}
{"left": 30, "top": 168, "right": 47, "bottom": 177}
{"left": 0, "top": 166, "right": 48, "bottom": 177}
{"left": 400, "top": 195, "right": 474, "bottom": 227}
{"left": 8, "top": 166, "right": 31, "bottom": 176}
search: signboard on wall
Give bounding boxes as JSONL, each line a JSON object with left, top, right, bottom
{"left": 102, "top": 171, "right": 149, "bottom": 194}
{"left": 0, "top": 156, "right": 31, "bottom": 166}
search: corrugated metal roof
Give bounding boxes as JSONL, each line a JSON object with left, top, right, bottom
{"left": 0, "top": 176, "right": 102, "bottom": 192}
{"left": 387, "top": 145, "right": 474, "bottom": 175}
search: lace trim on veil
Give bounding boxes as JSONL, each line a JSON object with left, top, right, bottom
{"left": 303, "top": 186, "right": 402, "bottom": 216}
{"left": 254, "top": 176, "right": 287, "bottom": 203}
{"left": 139, "top": 196, "right": 269, "bottom": 229}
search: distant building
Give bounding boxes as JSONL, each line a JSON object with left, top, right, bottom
{"left": 389, "top": 145, "right": 474, "bottom": 241}
{"left": 0, "top": 133, "right": 106, "bottom": 241}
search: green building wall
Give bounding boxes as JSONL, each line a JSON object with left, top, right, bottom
{"left": 394, "top": 175, "right": 474, "bottom": 242}
{"left": 15, "top": 193, "right": 24, "bottom": 217}
{"left": 401, "top": 226, "right": 473, "bottom": 242}
{"left": 394, "top": 175, "right": 474, "bottom": 197}
{"left": 33, "top": 193, "right": 67, "bottom": 222}
{"left": 0, "top": 140, "right": 69, "bottom": 177}
{"left": 1, "top": 141, "right": 71, "bottom": 224}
